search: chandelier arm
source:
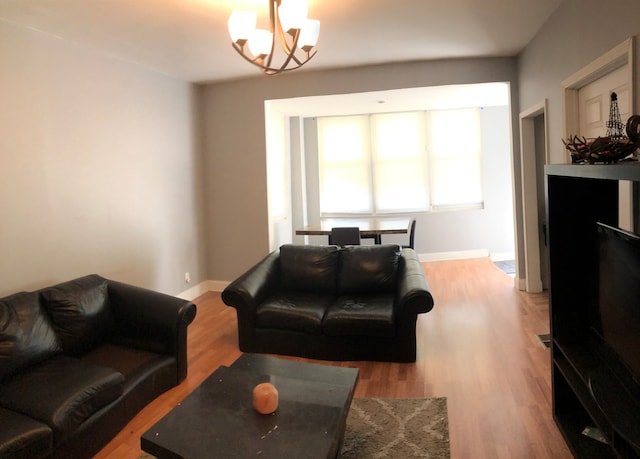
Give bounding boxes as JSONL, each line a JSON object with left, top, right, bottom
{"left": 262, "top": 49, "right": 318, "bottom": 75}
{"left": 276, "top": 22, "right": 295, "bottom": 55}
{"left": 231, "top": 43, "right": 272, "bottom": 72}
{"left": 279, "top": 27, "right": 319, "bottom": 67}
{"left": 264, "top": 0, "right": 278, "bottom": 69}
{"left": 232, "top": 40, "right": 309, "bottom": 74}
{"left": 302, "top": 49, "right": 318, "bottom": 63}
{"left": 275, "top": 29, "right": 302, "bottom": 71}
{"left": 275, "top": 23, "right": 310, "bottom": 67}
{"left": 232, "top": 42, "right": 318, "bottom": 75}
{"left": 283, "top": 45, "right": 315, "bottom": 67}
{"left": 288, "top": 50, "right": 306, "bottom": 66}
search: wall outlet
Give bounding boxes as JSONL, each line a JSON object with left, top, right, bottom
{"left": 184, "top": 272, "right": 191, "bottom": 283}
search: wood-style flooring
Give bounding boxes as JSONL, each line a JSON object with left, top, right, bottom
{"left": 95, "top": 257, "right": 572, "bottom": 459}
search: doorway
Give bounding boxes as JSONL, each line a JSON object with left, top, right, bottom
{"left": 519, "top": 101, "right": 547, "bottom": 293}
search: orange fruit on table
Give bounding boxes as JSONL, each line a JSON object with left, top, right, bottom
{"left": 253, "top": 382, "right": 278, "bottom": 414}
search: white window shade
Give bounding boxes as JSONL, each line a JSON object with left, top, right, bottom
{"left": 320, "top": 165, "right": 371, "bottom": 213}
{"left": 430, "top": 158, "right": 482, "bottom": 207}
{"left": 429, "top": 108, "right": 483, "bottom": 208}
{"left": 318, "top": 116, "right": 371, "bottom": 214}
{"left": 374, "top": 162, "right": 429, "bottom": 212}
{"left": 317, "top": 108, "right": 483, "bottom": 215}
{"left": 372, "top": 112, "right": 428, "bottom": 212}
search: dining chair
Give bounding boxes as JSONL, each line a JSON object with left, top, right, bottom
{"left": 378, "top": 219, "right": 415, "bottom": 248}
{"left": 402, "top": 219, "right": 417, "bottom": 249}
{"left": 329, "top": 227, "right": 361, "bottom": 246}
{"left": 360, "top": 233, "right": 381, "bottom": 244}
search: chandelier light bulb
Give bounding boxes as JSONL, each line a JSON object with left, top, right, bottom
{"left": 298, "top": 19, "right": 320, "bottom": 50}
{"left": 278, "top": 0, "right": 309, "bottom": 33}
{"left": 248, "top": 29, "right": 273, "bottom": 57}
{"left": 228, "top": 10, "right": 256, "bottom": 44}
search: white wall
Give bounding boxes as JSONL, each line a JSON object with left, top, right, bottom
{"left": 264, "top": 102, "right": 292, "bottom": 250}
{"left": 0, "top": 19, "right": 206, "bottom": 296}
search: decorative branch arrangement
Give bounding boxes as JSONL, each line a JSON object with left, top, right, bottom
{"left": 563, "top": 112, "right": 640, "bottom": 164}
{"left": 563, "top": 135, "right": 637, "bottom": 164}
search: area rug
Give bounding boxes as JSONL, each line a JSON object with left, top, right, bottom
{"left": 340, "top": 397, "right": 450, "bottom": 458}
{"left": 139, "top": 397, "right": 449, "bottom": 458}
{"left": 493, "top": 259, "right": 516, "bottom": 275}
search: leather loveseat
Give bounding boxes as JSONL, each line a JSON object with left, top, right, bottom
{"left": 0, "top": 274, "right": 197, "bottom": 459}
{"left": 222, "top": 244, "right": 434, "bottom": 363}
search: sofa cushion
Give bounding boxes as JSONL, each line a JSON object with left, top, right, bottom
{"left": 0, "top": 355, "right": 124, "bottom": 444}
{"left": 81, "top": 342, "right": 176, "bottom": 388}
{"left": 256, "top": 292, "right": 333, "bottom": 335}
{"left": 279, "top": 244, "right": 339, "bottom": 294}
{"left": 338, "top": 244, "right": 401, "bottom": 295}
{"left": 322, "top": 294, "right": 396, "bottom": 337}
{"left": 0, "top": 291, "right": 61, "bottom": 381}
{"left": 41, "top": 274, "right": 115, "bottom": 356}
{"left": 0, "top": 407, "right": 52, "bottom": 459}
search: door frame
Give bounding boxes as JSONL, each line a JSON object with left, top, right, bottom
{"left": 562, "top": 37, "right": 634, "bottom": 158}
{"left": 518, "top": 100, "right": 548, "bottom": 292}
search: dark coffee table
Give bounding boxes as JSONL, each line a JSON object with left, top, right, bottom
{"left": 141, "top": 354, "right": 359, "bottom": 458}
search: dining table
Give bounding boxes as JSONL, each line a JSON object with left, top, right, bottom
{"left": 295, "top": 216, "right": 412, "bottom": 244}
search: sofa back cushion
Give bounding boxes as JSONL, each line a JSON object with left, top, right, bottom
{"left": 279, "top": 244, "right": 340, "bottom": 294}
{"left": 41, "top": 275, "right": 115, "bottom": 356}
{"left": 338, "top": 244, "right": 401, "bottom": 294}
{"left": 0, "top": 291, "right": 61, "bottom": 381}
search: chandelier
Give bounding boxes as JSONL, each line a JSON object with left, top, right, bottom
{"left": 228, "top": 0, "right": 320, "bottom": 75}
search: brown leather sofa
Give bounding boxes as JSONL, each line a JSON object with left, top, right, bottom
{"left": 222, "top": 244, "right": 434, "bottom": 363}
{"left": 0, "top": 274, "right": 196, "bottom": 459}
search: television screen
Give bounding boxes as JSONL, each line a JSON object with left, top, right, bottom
{"left": 596, "top": 222, "right": 640, "bottom": 386}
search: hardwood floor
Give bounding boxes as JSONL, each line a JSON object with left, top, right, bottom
{"left": 95, "top": 257, "right": 572, "bottom": 459}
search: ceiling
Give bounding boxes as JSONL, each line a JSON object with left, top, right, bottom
{"left": 0, "top": 0, "right": 563, "bottom": 83}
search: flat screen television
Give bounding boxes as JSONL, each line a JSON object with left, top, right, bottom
{"left": 594, "top": 222, "right": 640, "bottom": 390}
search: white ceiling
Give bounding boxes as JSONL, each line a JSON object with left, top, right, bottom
{"left": 0, "top": 0, "right": 562, "bottom": 83}
{"left": 269, "top": 82, "right": 511, "bottom": 117}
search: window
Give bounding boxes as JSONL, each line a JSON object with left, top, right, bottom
{"left": 428, "top": 109, "right": 482, "bottom": 208}
{"left": 317, "top": 108, "right": 482, "bottom": 215}
{"left": 371, "top": 112, "right": 428, "bottom": 212}
{"left": 317, "top": 116, "right": 371, "bottom": 213}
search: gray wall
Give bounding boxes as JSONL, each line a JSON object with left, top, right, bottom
{"left": 519, "top": 0, "right": 640, "bottom": 164}
{"left": 0, "top": 20, "right": 206, "bottom": 296}
{"left": 199, "top": 58, "right": 521, "bottom": 281}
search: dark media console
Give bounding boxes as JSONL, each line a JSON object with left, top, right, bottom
{"left": 546, "top": 163, "right": 640, "bottom": 458}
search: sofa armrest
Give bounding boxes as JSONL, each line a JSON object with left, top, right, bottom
{"left": 106, "top": 280, "right": 196, "bottom": 382}
{"left": 221, "top": 250, "right": 281, "bottom": 315}
{"left": 396, "top": 248, "right": 434, "bottom": 315}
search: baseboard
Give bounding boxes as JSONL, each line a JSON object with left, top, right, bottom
{"left": 419, "top": 249, "right": 490, "bottom": 262}
{"left": 177, "top": 280, "right": 227, "bottom": 300}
